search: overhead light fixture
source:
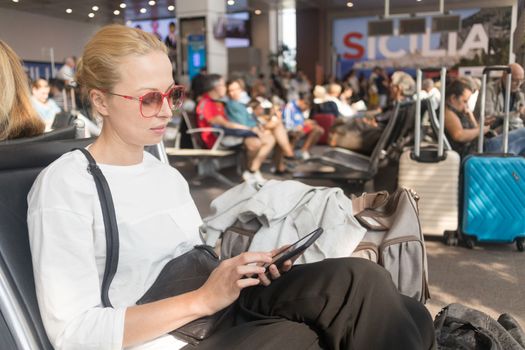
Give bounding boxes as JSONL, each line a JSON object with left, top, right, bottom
{"left": 417, "top": 0, "right": 422, "bottom": 2}
{"left": 254, "top": 9, "right": 262, "bottom": 15}
{"left": 148, "top": 0, "right": 156, "bottom": 5}
{"left": 140, "top": 8, "right": 147, "bottom": 13}
{"left": 227, "top": 0, "right": 235, "bottom": 5}
{"left": 168, "top": 5, "right": 175, "bottom": 11}
{"left": 346, "top": 2, "right": 354, "bottom": 7}
{"left": 113, "top": 10, "right": 120, "bottom": 15}
{"left": 92, "top": 5, "right": 99, "bottom": 11}
{"left": 119, "top": 3, "right": 126, "bottom": 8}
{"left": 66, "top": 8, "right": 72, "bottom": 13}
{"left": 12, "top": 0, "right": 19, "bottom": 3}
{"left": 88, "top": 12, "right": 95, "bottom": 18}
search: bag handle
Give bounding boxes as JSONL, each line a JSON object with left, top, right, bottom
{"left": 75, "top": 148, "right": 119, "bottom": 308}
{"left": 478, "top": 65, "right": 512, "bottom": 153}
{"left": 414, "top": 67, "right": 447, "bottom": 159}
{"left": 351, "top": 190, "right": 415, "bottom": 231}
{"left": 351, "top": 191, "right": 389, "bottom": 216}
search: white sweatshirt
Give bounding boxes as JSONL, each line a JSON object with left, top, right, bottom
{"left": 27, "top": 150, "right": 203, "bottom": 350}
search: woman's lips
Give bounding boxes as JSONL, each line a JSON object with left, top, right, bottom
{"left": 150, "top": 125, "right": 166, "bottom": 134}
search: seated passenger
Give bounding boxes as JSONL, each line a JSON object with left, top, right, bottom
{"left": 282, "top": 93, "right": 324, "bottom": 160}
{"left": 251, "top": 79, "right": 276, "bottom": 109}
{"left": 234, "top": 78, "right": 251, "bottom": 105}
{"left": 474, "top": 63, "right": 525, "bottom": 130}
{"left": 0, "top": 40, "right": 45, "bottom": 141}
{"left": 226, "top": 80, "right": 293, "bottom": 164}
{"left": 56, "top": 56, "right": 76, "bottom": 86}
{"left": 310, "top": 85, "right": 338, "bottom": 117}
{"left": 190, "top": 67, "right": 208, "bottom": 101}
{"left": 48, "top": 78, "right": 66, "bottom": 111}
{"left": 417, "top": 78, "right": 441, "bottom": 111}
{"left": 324, "top": 83, "right": 356, "bottom": 118}
{"left": 31, "top": 78, "right": 62, "bottom": 131}
{"left": 329, "top": 71, "right": 415, "bottom": 155}
{"left": 249, "top": 99, "right": 295, "bottom": 174}
{"left": 225, "top": 79, "right": 257, "bottom": 127}
{"left": 196, "top": 74, "right": 275, "bottom": 183}
{"left": 445, "top": 79, "right": 525, "bottom": 157}
{"left": 27, "top": 25, "right": 435, "bottom": 350}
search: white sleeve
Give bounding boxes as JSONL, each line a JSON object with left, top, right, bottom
{"left": 28, "top": 207, "right": 126, "bottom": 350}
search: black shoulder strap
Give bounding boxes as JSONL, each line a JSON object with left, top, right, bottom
{"left": 74, "top": 148, "right": 119, "bottom": 308}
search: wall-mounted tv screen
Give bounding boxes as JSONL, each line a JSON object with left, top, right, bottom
{"left": 226, "top": 12, "right": 251, "bottom": 48}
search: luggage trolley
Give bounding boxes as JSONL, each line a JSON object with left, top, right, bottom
{"left": 398, "top": 68, "right": 461, "bottom": 241}
{"left": 459, "top": 66, "right": 525, "bottom": 251}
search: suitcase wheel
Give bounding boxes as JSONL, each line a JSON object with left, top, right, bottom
{"left": 444, "top": 231, "right": 458, "bottom": 246}
{"left": 463, "top": 236, "right": 476, "bottom": 249}
{"left": 516, "top": 239, "right": 524, "bottom": 252}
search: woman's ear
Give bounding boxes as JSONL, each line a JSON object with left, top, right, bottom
{"left": 90, "top": 89, "right": 110, "bottom": 117}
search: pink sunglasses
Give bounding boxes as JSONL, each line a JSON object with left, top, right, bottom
{"left": 104, "top": 86, "right": 185, "bottom": 118}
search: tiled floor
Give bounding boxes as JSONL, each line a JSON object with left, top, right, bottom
{"left": 170, "top": 154, "right": 525, "bottom": 328}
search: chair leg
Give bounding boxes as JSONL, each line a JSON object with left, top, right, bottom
{"left": 193, "top": 159, "right": 237, "bottom": 187}
{"left": 236, "top": 152, "right": 245, "bottom": 176}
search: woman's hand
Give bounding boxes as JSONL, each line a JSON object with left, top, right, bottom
{"left": 196, "top": 252, "right": 272, "bottom": 316}
{"left": 257, "top": 245, "right": 295, "bottom": 287}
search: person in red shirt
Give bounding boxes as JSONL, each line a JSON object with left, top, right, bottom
{"left": 196, "top": 74, "right": 275, "bottom": 183}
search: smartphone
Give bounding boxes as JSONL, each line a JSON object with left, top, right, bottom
{"left": 264, "top": 227, "right": 324, "bottom": 273}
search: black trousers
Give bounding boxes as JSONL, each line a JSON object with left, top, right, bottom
{"left": 188, "top": 258, "right": 435, "bottom": 350}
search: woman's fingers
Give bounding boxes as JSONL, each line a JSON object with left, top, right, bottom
{"left": 267, "top": 264, "right": 281, "bottom": 280}
{"left": 258, "top": 271, "right": 271, "bottom": 286}
{"left": 280, "top": 259, "right": 293, "bottom": 272}
{"left": 236, "top": 264, "right": 265, "bottom": 277}
{"left": 235, "top": 252, "right": 273, "bottom": 266}
{"left": 236, "top": 277, "right": 261, "bottom": 289}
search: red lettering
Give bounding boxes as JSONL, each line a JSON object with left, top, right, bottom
{"left": 343, "top": 32, "right": 365, "bottom": 60}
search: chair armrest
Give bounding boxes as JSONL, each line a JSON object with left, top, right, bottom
{"left": 186, "top": 127, "right": 224, "bottom": 134}
{"left": 186, "top": 128, "right": 226, "bottom": 151}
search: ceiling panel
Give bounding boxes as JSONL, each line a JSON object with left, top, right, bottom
{"left": 0, "top": 0, "right": 176, "bottom": 23}
{"left": 0, "top": 0, "right": 511, "bottom": 24}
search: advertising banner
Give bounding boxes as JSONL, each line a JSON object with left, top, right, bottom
{"left": 188, "top": 34, "right": 206, "bottom": 79}
{"left": 333, "top": 7, "right": 512, "bottom": 77}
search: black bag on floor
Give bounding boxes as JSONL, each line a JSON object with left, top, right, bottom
{"left": 434, "top": 303, "right": 525, "bottom": 350}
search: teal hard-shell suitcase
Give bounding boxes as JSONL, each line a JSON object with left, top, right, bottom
{"left": 459, "top": 66, "right": 525, "bottom": 251}
{"left": 460, "top": 154, "right": 525, "bottom": 250}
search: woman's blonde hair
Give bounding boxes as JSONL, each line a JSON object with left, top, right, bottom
{"left": 0, "top": 40, "right": 45, "bottom": 141}
{"left": 76, "top": 24, "right": 167, "bottom": 102}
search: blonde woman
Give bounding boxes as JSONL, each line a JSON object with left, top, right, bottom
{"left": 0, "top": 40, "right": 45, "bottom": 141}
{"left": 27, "top": 25, "right": 434, "bottom": 350}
